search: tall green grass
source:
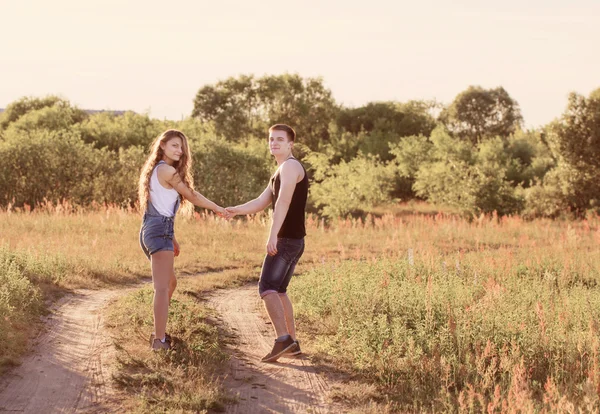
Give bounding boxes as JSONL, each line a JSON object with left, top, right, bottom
{"left": 0, "top": 246, "right": 58, "bottom": 368}
{"left": 291, "top": 215, "right": 600, "bottom": 411}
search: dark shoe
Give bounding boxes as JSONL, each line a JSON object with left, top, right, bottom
{"left": 286, "top": 340, "right": 301, "bottom": 356}
{"left": 151, "top": 338, "right": 171, "bottom": 351}
{"left": 149, "top": 333, "right": 172, "bottom": 346}
{"left": 261, "top": 336, "right": 295, "bottom": 362}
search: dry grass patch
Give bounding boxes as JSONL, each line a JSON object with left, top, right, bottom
{"left": 107, "top": 284, "right": 228, "bottom": 413}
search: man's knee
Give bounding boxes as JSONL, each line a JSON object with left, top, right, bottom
{"left": 260, "top": 289, "right": 278, "bottom": 299}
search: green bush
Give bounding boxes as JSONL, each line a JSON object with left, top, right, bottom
{"left": 0, "top": 95, "right": 85, "bottom": 132}
{"left": 91, "top": 145, "right": 147, "bottom": 206}
{"left": 192, "top": 137, "right": 272, "bottom": 207}
{"left": 3, "top": 104, "right": 88, "bottom": 136}
{"left": 0, "top": 129, "right": 105, "bottom": 207}
{"left": 76, "top": 111, "right": 162, "bottom": 151}
{"left": 413, "top": 129, "right": 524, "bottom": 216}
{"left": 388, "top": 134, "right": 434, "bottom": 199}
{"left": 308, "top": 152, "right": 396, "bottom": 218}
{"left": 0, "top": 246, "right": 46, "bottom": 370}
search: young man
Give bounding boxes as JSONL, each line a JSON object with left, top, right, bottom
{"left": 225, "top": 124, "right": 308, "bottom": 362}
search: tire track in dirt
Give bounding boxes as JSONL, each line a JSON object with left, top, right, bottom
{"left": 209, "top": 285, "right": 338, "bottom": 414}
{"left": 0, "top": 289, "right": 121, "bottom": 413}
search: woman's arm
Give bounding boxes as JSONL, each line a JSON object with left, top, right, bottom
{"left": 159, "top": 164, "right": 224, "bottom": 214}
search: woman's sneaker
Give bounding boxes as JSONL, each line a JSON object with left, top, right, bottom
{"left": 286, "top": 340, "right": 302, "bottom": 356}
{"left": 149, "top": 333, "right": 172, "bottom": 346}
{"left": 151, "top": 338, "right": 171, "bottom": 351}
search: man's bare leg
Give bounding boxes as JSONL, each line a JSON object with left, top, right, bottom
{"left": 279, "top": 293, "right": 296, "bottom": 341}
{"left": 262, "top": 291, "right": 289, "bottom": 338}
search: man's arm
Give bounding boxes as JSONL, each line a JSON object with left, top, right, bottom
{"left": 226, "top": 186, "right": 272, "bottom": 216}
{"left": 266, "top": 161, "right": 303, "bottom": 255}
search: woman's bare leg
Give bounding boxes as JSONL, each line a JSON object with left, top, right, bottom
{"left": 168, "top": 268, "right": 177, "bottom": 302}
{"left": 151, "top": 251, "right": 174, "bottom": 341}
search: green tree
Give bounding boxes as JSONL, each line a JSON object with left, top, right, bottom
{"left": 504, "top": 130, "right": 554, "bottom": 187}
{"left": 191, "top": 74, "right": 258, "bottom": 139}
{"left": 527, "top": 88, "right": 600, "bottom": 216}
{"left": 440, "top": 86, "right": 523, "bottom": 144}
{"left": 335, "top": 100, "right": 437, "bottom": 161}
{"left": 337, "top": 100, "right": 436, "bottom": 136}
{"left": 547, "top": 89, "right": 600, "bottom": 170}
{"left": 192, "top": 74, "right": 338, "bottom": 150}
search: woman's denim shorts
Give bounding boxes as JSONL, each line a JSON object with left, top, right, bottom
{"left": 139, "top": 214, "right": 175, "bottom": 261}
{"left": 259, "top": 237, "right": 305, "bottom": 297}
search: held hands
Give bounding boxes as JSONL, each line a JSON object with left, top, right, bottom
{"left": 213, "top": 206, "right": 229, "bottom": 219}
{"left": 224, "top": 206, "right": 239, "bottom": 220}
{"left": 212, "top": 205, "right": 239, "bottom": 220}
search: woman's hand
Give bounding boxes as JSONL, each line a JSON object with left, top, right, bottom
{"left": 213, "top": 205, "right": 227, "bottom": 218}
{"left": 173, "top": 238, "right": 180, "bottom": 257}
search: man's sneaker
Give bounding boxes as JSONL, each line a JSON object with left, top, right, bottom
{"left": 151, "top": 338, "right": 171, "bottom": 351}
{"left": 261, "top": 335, "right": 295, "bottom": 362}
{"left": 286, "top": 340, "right": 302, "bottom": 356}
{"left": 149, "top": 333, "right": 172, "bottom": 347}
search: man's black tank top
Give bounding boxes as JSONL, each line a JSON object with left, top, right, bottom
{"left": 270, "top": 159, "right": 308, "bottom": 239}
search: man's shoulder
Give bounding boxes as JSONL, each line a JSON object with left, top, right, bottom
{"left": 281, "top": 158, "right": 304, "bottom": 173}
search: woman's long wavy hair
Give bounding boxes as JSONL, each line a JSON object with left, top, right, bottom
{"left": 138, "top": 129, "right": 194, "bottom": 215}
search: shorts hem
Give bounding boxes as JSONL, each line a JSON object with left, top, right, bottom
{"left": 149, "top": 246, "right": 174, "bottom": 256}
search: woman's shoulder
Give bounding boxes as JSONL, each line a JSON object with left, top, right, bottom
{"left": 156, "top": 163, "right": 176, "bottom": 176}
{"left": 155, "top": 164, "right": 177, "bottom": 185}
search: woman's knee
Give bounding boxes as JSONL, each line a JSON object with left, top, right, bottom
{"left": 154, "top": 286, "right": 169, "bottom": 296}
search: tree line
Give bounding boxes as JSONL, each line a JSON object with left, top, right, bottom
{"left": 0, "top": 74, "right": 598, "bottom": 218}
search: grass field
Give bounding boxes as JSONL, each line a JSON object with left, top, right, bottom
{"left": 3, "top": 202, "right": 600, "bottom": 412}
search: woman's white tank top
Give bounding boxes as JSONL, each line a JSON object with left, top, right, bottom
{"left": 149, "top": 163, "right": 179, "bottom": 217}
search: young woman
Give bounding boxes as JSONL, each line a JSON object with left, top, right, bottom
{"left": 138, "top": 129, "right": 225, "bottom": 350}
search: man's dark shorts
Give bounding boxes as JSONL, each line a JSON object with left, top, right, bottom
{"left": 259, "top": 237, "right": 305, "bottom": 297}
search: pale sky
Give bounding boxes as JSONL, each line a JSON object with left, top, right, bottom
{"left": 1, "top": 0, "right": 598, "bottom": 128}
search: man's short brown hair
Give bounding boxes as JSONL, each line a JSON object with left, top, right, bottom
{"left": 269, "top": 124, "right": 296, "bottom": 142}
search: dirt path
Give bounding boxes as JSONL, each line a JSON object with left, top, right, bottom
{"left": 0, "top": 284, "right": 341, "bottom": 414}
{"left": 209, "top": 285, "right": 338, "bottom": 414}
{"left": 0, "top": 289, "right": 121, "bottom": 414}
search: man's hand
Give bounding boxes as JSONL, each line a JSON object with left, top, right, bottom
{"left": 266, "top": 234, "right": 278, "bottom": 256}
{"left": 173, "top": 238, "right": 180, "bottom": 257}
